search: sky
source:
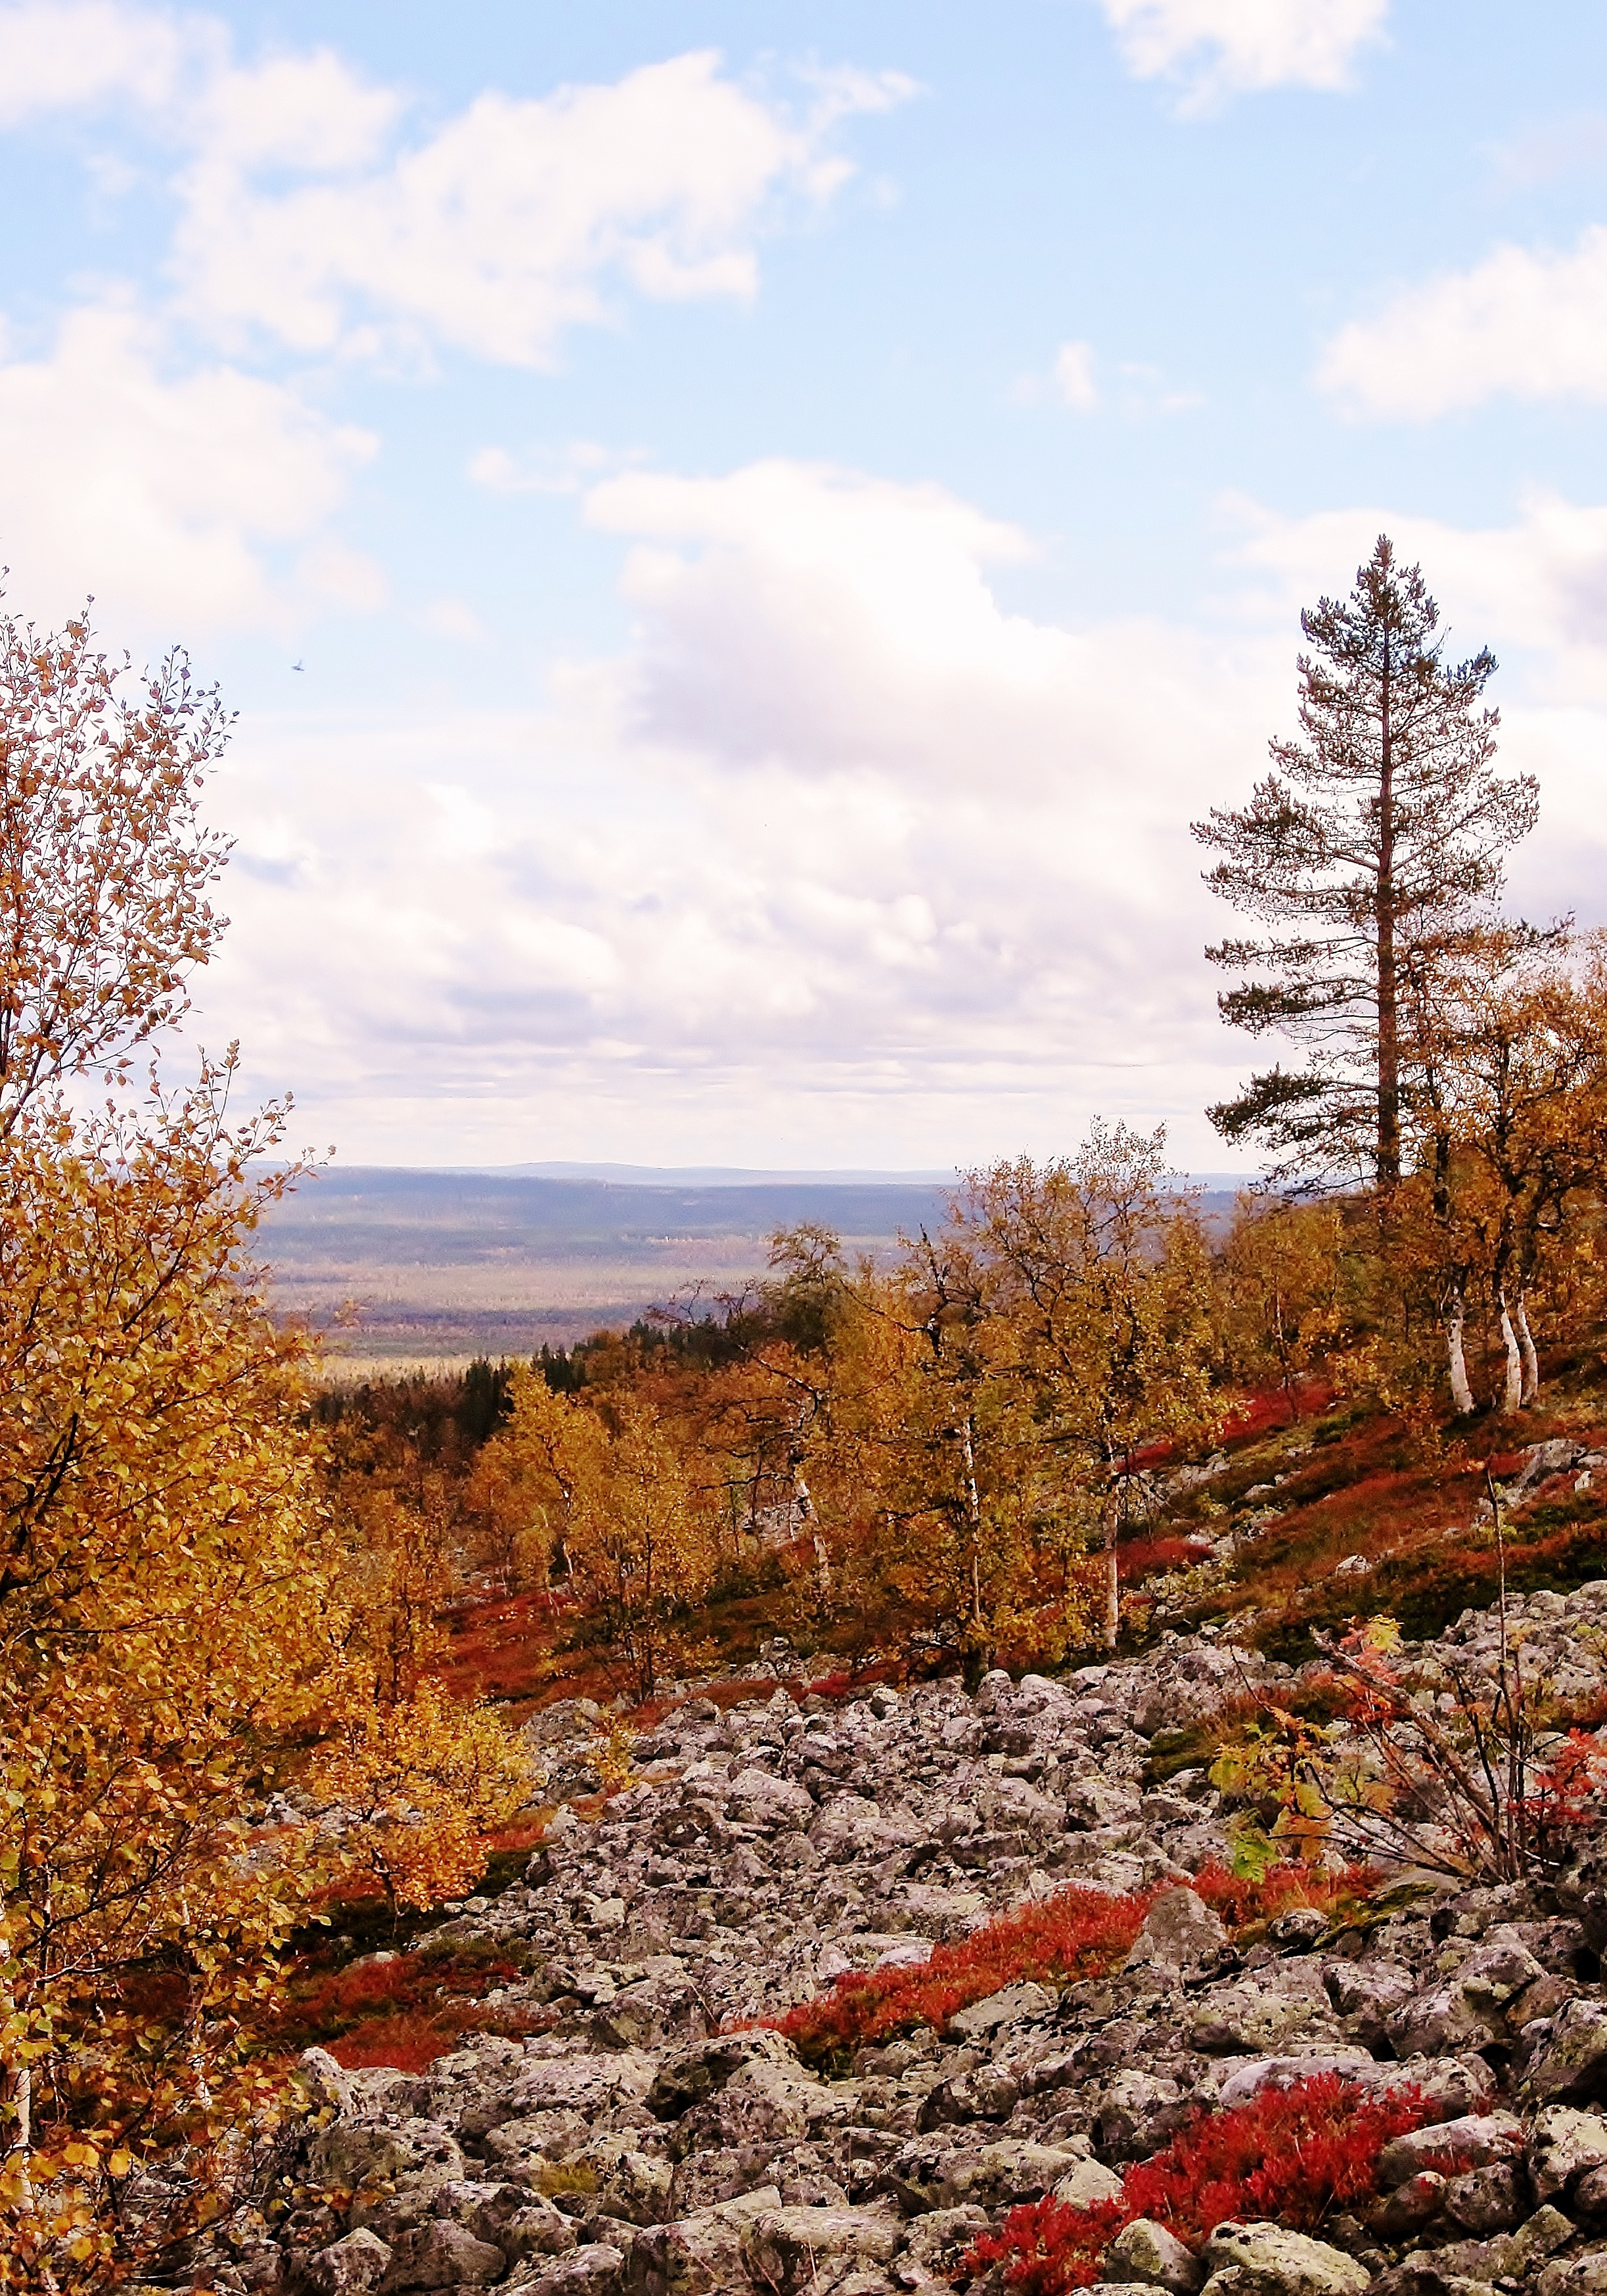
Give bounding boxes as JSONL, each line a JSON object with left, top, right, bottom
{"left": 5, "top": 1, "right": 1607, "bottom": 1172}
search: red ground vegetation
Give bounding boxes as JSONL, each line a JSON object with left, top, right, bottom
{"left": 263, "top": 1938, "right": 544, "bottom": 2071}
{"left": 772, "top": 1885, "right": 1157, "bottom": 2067}
{"left": 1118, "top": 1535, "right": 1215, "bottom": 1583}
{"left": 963, "top": 2073, "right": 1433, "bottom": 2293}
{"left": 770, "top": 1865, "right": 1379, "bottom": 2070}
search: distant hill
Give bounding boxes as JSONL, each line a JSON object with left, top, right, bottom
{"left": 258, "top": 1162, "right": 1256, "bottom": 1371}
{"left": 258, "top": 1164, "right": 955, "bottom": 1367}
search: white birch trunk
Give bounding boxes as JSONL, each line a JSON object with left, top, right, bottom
{"left": 959, "top": 1418, "right": 984, "bottom": 1642}
{"left": 1101, "top": 1487, "right": 1120, "bottom": 1653}
{"left": 1498, "top": 1294, "right": 1524, "bottom": 1414}
{"left": 1447, "top": 1292, "right": 1476, "bottom": 1416}
{"left": 1512, "top": 1292, "right": 1540, "bottom": 1407}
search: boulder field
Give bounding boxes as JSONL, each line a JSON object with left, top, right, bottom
{"left": 210, "top": 1580, "right": 1607, "bottom": 2296}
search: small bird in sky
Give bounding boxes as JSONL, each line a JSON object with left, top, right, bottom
{"left": 292, "top": 660, "right": 305, "bottom": 672}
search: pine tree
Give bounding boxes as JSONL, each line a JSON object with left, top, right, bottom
{"left": 1193, "top": 536, "right": 1537, "bottom": 1186}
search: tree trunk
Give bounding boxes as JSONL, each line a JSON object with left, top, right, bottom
{"left": 1376, "top": 658, "right": 1400, "bottom": 1187}
{"left": 1498, "top": 1294, "right": 1524, "bottom": 1414}
{"left": 1100, "top": 1486, "right": 1120, "bottom": 1653}
{"left": 960, "top": 1417, "right": 982, "bottom": 1609}
{"left": 5, "top": 2058, "right": 31, "bottom": 2209}
{"left": 1512, "top": 1292, "right": 1540, "bottom": 1407}
{"left": 1446, "top": 1291, "right": 1476, "bottom": 1416}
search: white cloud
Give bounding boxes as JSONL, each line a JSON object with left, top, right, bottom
{"left": 1319, "top": 225, "right": 1607, "bottom": 418}
{"left": 197, "top": 462, "right": 1607, "bottom": 1167}
{"left": 584, "top": 459, "right": 1060, "bottom": 771}
{"left": 0, "top": 304, "right": 378, "bottom": 632}
{"left": 1053, "top": 340, "right": 1098, "bottom": 411}
{"left": 1227, "top": 489, "right": 1607, "bottom": 696}
{"left": 1094, "top": 0, "right": 1387, "bottom": 106}
{"left": 0, "top": 1, "right": 212, "bottom": 124}
{"left": 0, "top": 9, "right": 910, "bottom": 367}
{"left": 171, "top": 49, "right": 915, "bottom": 365}
{"left": 202, "top": 457, "right": 1283, "bottom": 1166}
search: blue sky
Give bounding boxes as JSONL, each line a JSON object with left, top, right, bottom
{"left": 5, "top": 1, "right": 1607, "bottom": 1169}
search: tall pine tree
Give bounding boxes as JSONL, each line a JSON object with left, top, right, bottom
{"left": 1194, "top": 535, "right": 1537, "bottom": 1186}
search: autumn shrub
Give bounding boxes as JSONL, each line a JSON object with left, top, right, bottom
{"left": 963, "top": 2075, "right": 1432, "bottom": 2293}
{"left": 772, "top": 1885, "right": 1154, "bottom": 2069}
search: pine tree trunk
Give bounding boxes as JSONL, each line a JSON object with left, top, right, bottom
{"left": 1446, "top": 1292, "right": 1476, "bottom": 1416}
{"left": 1512, "top": 1292, "right": 1540, "bottom": 1407}
{"left": 1376, "top": 662, "right": 1400, "bottom": 1186}
{"left": 1498, "top": 1294, "right": 1524, "bottom": 1414}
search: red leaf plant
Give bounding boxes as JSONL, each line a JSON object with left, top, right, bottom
{"left": 962, "top": 2075, "right": 1432, "bottom": 2294}
{"left": 771, "top": 1885, "right": 1156, "bottom": 2069}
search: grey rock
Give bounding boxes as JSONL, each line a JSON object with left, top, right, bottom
{"left": 1528, "top": 2106, "right": 1607, "bottom": 2201}
{"left": 1528, "top": 1999, "right": 1607, "bottom": 2104}
{"left": 1441, "top": 2165, "right": 1523, "bottom": 2235}
{"left": 626, "top": 2186, "right": 781, "bottom": 2296}
{"left": 1108, "top": 2218, "right": 1206, "bottom": 2292}
{"left": 1200, "top": 2222, "right": 1370, "bottom": 2296}
{"left": 1371, "top": 2170, "right": 1449, "bottom": 2240}
{"left": 947, "top": 1981, "right": 1057, "bottom": 2038}
{"left": 742, "top": 2203, "right": 901, "bottom": 2293}
{"left": 378, "top": 2217, "right": 505, "bottom": 2291}
{"left": 1377, "top": 2116, "right": 1523, "bottom": 2190}
{"left": 934, "top": 2140, "right": 1085, "bottom": 2209}
{"left": 306, "top": 2229, "right": 393, "bottom": 2295}
{"left": 1539, "top": 2252, "right": 1607, "bottom": 2296}
{"left": 1054, "top": 2157, "right": 1129, "bottom": 2209}
{"left": 511, "top": 2242, "right": 626, "bottom": 2295}
{"left": 1190, "top": 1962, "right": 1340, "bottom": 2055}
{"left": 899, "top": 2205, "right": 989, "bottom": 2274}
{"left": 1123, "top": 1886, "right": 1231, "bottom": 1977}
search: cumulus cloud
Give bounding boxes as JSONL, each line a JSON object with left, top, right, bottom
{"left": 0, "top": 7, "right": 909, "bottom": 367}
{"left": 1093, "top": 0, "right": 1388, "bottom": 106}
{"left": 1228, "top": 490, "right": 1607, "bottom": 696}
{"left": 202, "top": 457, "right": 1287, "bottom": 1165}
{"left": 1318, "top": 226, "right": 1607, "bottom": 418}
{"left": 0, "top": 304, "right": 378, "bottom": 632}
{"left": 170, "top": 49, "right": 914, "bottom": 365}
{"left": 198, "top": 462, "right": 1607, "bottom": 1167}
{"left": 0, "top": 0, "right": 214, "bottom": 124}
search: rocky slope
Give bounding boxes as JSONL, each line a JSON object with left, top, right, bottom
{"left": 200, "top": 1576, "right": 1607, "bottom": 2296}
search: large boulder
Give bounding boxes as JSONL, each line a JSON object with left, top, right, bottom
{"left": 1200, "top": 2222, "right": 1370, "bottom": 2296}
{"left": 306, "top": 2229, "right": 392, "bottom": 2295}
{"left": 1528, "top": 2001, "right": 1607, "bottom": 2104}
{"left": 1377, "top": 2115, "right": 1523, "bottom": 2189}
{"left": 1123, "top": 1887, "right": 1231, "bottom": 1978}
{"left": 1190, "top": 1963, "right": 1340, "bottom": 2056}
{"left": 1531, "top": 2107, "right": 1607, "bottom": 2202}
{"left": 376, "top": 2218, "right": 505, "bottom": 2291}
{"left": 742, "top": 2203, "right": 901, "bottom": 2295}
{"left": 625, "top": 2186, "right": 781, "bottom": 2296}
{"left": 948, "top": 1982, "right": 1057, "bottom": 2040}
